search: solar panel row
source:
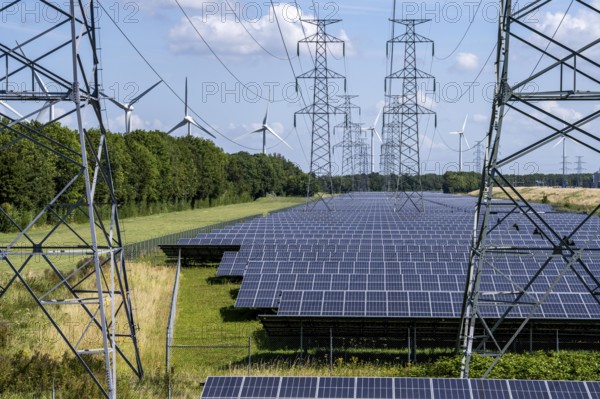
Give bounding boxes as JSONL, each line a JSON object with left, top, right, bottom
{"left": 169, "top": 192, "right": 600, "bottom": 330}
{"left": 274, "top": 290, "right": 600, "bottom": 319}
{"left": 201, "top": 376, "right": 599, "bottom": 399}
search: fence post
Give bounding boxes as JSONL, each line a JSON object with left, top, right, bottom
{"left": 247, "top": 335, "right": 252, "bottom": 374}
{"left": 166, "top": 248, "right": 182, "bottom": 399}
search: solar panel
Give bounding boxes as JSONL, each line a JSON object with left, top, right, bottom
{"left": 279, "top": 377, "right": 317, "bottom": 398}
{"left": 202, "top": 376, "right": 243, "bottom": 398}
{"left": 240, "top": 377, "right": 279, "bottom": 398}
{"left": 356, "top": 378, "right": 393, "bottom": 399}
{"left": 318, "top": 377, "right": 355, "bottom": 398}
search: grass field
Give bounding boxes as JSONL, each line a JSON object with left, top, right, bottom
{"left": 0, "top": 197, "right": 306, "bottom": 247}
{"left": 469, "top": 186, "right": 600, "bottom": 214}
{"left": 0, "top": 197, "right": 305, "bottom": 273}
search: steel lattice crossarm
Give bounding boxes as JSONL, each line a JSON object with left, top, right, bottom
{"left": 459, "top": 0, "right": 600, "bottom": 379}
{"left": 294, "top": 19, "right": 346, "bottom": 211}
{"left": 0, "top": 1, "right": 143, "bottom": 398}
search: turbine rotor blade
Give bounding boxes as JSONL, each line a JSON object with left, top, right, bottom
{"left": 463, "top": 135, "right": 471, "bottom": 150}
{"left": 265, "top": 125, "right": 293, "bottom": 149}
{"left": 189, "top": 118, "right": 217, "bottom": 138}
{"left": 236, "top": 131, "right": 257, "bottom": 141}
{"left": 130, "top": 80, "right": 162, "bottom": 105}
{"left": 552, "top": 138, "right": 564, "bottom": 148}
{"left": 167, "top": 119, "right": 187, "bottom": 135}
{"left": 263, "top": 102, "right": 269, "bottom": 125}
{"left": 462, "top": 114, "right": 468, "bottom": 133}
{"left": 373, "top": 106, "right": 383, "bottom": 127}
{"left": 100, "top": 92, "right": 128, "bottom": 111}
{"left": 184, "top": 77, "right": 188, "bottom": 116}
{"left": 1, "top": 100, "right": 29, "bottom": 122}
{"left": 374, "top": 128, "right": 382, "bottom": 142}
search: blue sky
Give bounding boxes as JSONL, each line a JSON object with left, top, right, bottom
{"left": 4, "top": 0, "right": 600, "bottom": 176}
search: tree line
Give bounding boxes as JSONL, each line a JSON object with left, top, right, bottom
{"left": 0, "top": 121, "right": 306, "bottom": 232}
{"left": 1, "top": 120, "right": 593, "bottom": 232}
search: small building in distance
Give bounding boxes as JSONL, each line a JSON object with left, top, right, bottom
{"left": 594, "top": 169, "right": 600, "bottom": 188}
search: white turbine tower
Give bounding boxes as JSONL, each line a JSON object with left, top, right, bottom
{"left": 362, "top": 107, "right": 383, "bottom": 173}
{"left": 168, "top": 78, "right": 215, "bottom": 138}
{"left": 104, "top": 80, "right": 162, "bottom": 133}
{"left": 450, "top": 114, "right": 470, "bottom": 172}
{"left": 238, "top": 103, "right": 292, "bottom": 154}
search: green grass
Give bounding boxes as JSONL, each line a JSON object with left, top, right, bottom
{"left": 0, "top": 197, "right": 305, "bottom": 273}
{"left": 0, "top": 197, "right": 305, "bottom": 246}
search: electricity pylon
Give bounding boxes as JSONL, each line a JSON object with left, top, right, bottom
{"left": 333, "top": 95, "right": 361, "bottom": 193}
{"left": 295, "top": 19, "right": 346, "bottom": 210}
{"left": 354, "top": 136, "right": 371, "bottom": 191}
{"left": 0, "top": 2, "right": 143, "bottom": 397}
{"left": 383, "top": 19, "right": 435, "bottom": 211}
{"left": 459, "top": 0, "right": 600, "bottom": 379}
{"left": 575, "top": 156, "right": 586, "bottom": 187}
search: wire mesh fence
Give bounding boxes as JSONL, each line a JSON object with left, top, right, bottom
{"left": 122, "top": 214, "right": 264, "bottom": 260}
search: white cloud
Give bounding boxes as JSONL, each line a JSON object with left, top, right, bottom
{"left": 167, "top": 4, "right": 354, "bottom": 61}
{"left": 108, "top": 113, "right": 166, "bottom": 133}
{"left": 421, "top": 133, "right": 446, "bottom": 151}
{"left": 536, "top": 7, "right": 600, "bottom": 51}
{"left": 472, "top": 113, "right": 488, "bottom": 123}
{"left": 540, "top": 101, "right": 583, "bottom": 123}
{"left": 452, "top": 52, "right": 479, "bottom": 72}
{"left": 168, "top": 4, "right": 307, "bottom": 60}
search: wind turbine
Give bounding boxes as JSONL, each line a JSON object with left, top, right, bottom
{"left": 238, "top": 103, "right": 292, "bottom": 154}
{"left": 449, "top": 114, "right": 470, "bottom": 172}
{"left": 168, "top": 78, "right": 215, "bottom": 138}
{"left": 361, "top": 107, "right": 383, "bottom": 173}
{"left": 104, "top": 80, "right": 162, "bottom": 133}
{"left": 0, "top": 100, "right": 29, "bottom": 123}
{"left": 15, "top": 44, "right": 54, "bottom": 122}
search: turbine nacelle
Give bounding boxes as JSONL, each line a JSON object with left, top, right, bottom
{"left": 167, "top": 78, "right": 215, "bottom": 138}
{"left": 237, "top": 102, "right": 293, "bottom": 154}
{"left": 104, "top": 80, "right": 162, "bottom": 133}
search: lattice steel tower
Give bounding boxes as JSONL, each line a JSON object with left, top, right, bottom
{"left": 387, "top": 19, "right": 435, "bottom": 211}
{"left": 459, "top": 0, "right": 600, "bottom": 378}
{"left": 333, "top": 95, "right": 361, "bottom": 193}
{"left": 0, "top": 1, "right": 143, "bottom": 397}
{"left": 295, "top": 19, "right": 346, "bottom": 210}
{"left": 354, "top": 136, "right": 370, "bottom": 191}
{"left": 575, "top": 156, "right": 586, "bottom": 187}
{"left": 380, "top": 95, "right": 401, "bottom": 192}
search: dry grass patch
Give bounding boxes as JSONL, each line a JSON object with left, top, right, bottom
{"left": 469, "top": 187, "right": 600, "bottom": 214}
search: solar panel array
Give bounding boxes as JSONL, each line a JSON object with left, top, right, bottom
{"left": 200, "top": 376, "right": 600, "bottom": 399}
{"left": 171, "top": 192, "right": 600, "bottom": 331}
